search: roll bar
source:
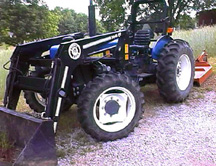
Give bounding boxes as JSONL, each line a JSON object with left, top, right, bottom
{"left": 129, "top": 0, "right": 169, "bottom": 35}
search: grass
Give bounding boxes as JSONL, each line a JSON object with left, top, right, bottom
{"left": 173, "top": 26, "right": 216, "bottom": 57}
{"left": 0, "top": 132, "right": 13, "bottom": 150}
{"left": 209, "top": 57, "right": 216, "bottom": 74}
{"left": 0, "top": 131, "right": 17, "bottom": 162}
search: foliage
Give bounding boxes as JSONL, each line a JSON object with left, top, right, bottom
{"left": 0, "top": 0, "right": 59, "bottom": 45}
{"left": 193, "top": 0, "right": 216, "bottom": 10}
{"left": 178, "top": 14, "right": 196, "bottom": 30}
{"left": 96, "top": 20, "right": 106, "bottom": 34}
{"left": 53, "top": 7, "right": 106, "bottom": 35}
{"left": 168, "top": 0, "right": 215, "bottom": 26}
{"left": 53, "top": 8, "right": 87, "bottom": 35}
{"left": 94, "top": 0, "right": 125, "bottom": 32}
{"left": 0, "top": 1, "right": 107, "bottom": 45}
{"left": 94, "top": 0, "right": 216, "bottom": 31}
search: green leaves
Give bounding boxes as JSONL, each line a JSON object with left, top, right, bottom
{"left": 0, "top": 1, "right": 60, "bottom": 45}
{"left": 193, "top": 0, "right": 216, "bottom": 11}
{"left": 56, "top": 8, "right": 88, "bottom": 35}
{"left": 0, "top": 1, "right": 107, "bottom": 45}
{"left": 94, "top": 0, "right": 216, "bottom": 30}
{"left": 95, "top": 0, "right": 126, "bottom": 31}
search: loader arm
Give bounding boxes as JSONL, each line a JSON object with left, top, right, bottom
{"left": 45, "top": 30, "right": 127, "bottom": 131}
{"left": 4, "top": 30, "right": 128, "bottom": 132}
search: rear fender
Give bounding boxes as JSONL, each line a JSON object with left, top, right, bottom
{"left": 151, "top": 35, "right": 173, "bottom": 60}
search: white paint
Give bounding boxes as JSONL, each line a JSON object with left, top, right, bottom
{"left": 61, "top": 66, "right": 69, "bottom": 89}
{"left": 68, "top": 43, "right": 82, "bottom": 60}
{"left": 54, "top": 66, "right": 69, "bottom": 132}
{"left": 176, "top": 54, "right": 192, "bottom": 91}
{"left": 83, "top": 34, "right": 121, "bottom": 49}
{"left": 93, "top": 87, "right": 136, "bottom": 132}
{"left": 53, "top": 122, "right": 57, "bottom": 133}
{"left": 55, "top": 97, "right": 63, "bottom": 117}
{"left": 165, "top": 0, "right": 169, "bottom": 6}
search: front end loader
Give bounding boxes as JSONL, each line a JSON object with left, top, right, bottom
{"left": 0, "top": 0, "right": 196, "bottom": 165}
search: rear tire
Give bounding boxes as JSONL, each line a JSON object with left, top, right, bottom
{"left": 156, "top": 39, "right": 195, "bottom": 102}
{"left": 24, "top": 91, "right": 45, "bottom": 113}
{"left": 77, "top": 73, "right": 144, "bottom": 141}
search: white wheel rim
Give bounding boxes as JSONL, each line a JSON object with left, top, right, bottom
{"left": 176, "top": 54, "right": 192, "bottom": 91}
{"left": 34, "top": 93, "right": 46, "bottom": 107}
{"left": 93, "top": 87, "right": 136, "bottom": 132}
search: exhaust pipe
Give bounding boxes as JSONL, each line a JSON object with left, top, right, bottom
{"left": 89, "top": 0, "right": 97, "bottom": 36}
{"left": 0, "top": 107, "right": 57, "bottom": 166}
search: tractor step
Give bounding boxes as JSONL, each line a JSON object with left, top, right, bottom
{"left": 0, "top": 107, "right": 57, "bottom": 166}
{"left": 194, "top": 51, "right": 213, "bottom": 86}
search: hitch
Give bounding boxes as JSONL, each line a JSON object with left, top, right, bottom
{"left": 194, "top": 50, "right": 213, "bottom": 86}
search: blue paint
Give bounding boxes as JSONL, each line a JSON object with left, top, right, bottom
{"left": 49, "top": 45, "right": 60, "bottom": 59}
{"left": 98, "top": 39, "right": 118, "bottom": 50}
{"left": 151, "top": 36, "right": 172, "bottom": 60}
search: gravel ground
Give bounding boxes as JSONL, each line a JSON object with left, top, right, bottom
{"left": 57, "top": 78, "right": 216, "bottom": 166}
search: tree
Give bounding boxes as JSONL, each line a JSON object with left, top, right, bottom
{"left": 94, "top": 0, "right": 216, "bottom": 30}
{"left": 94, "top": 0, "right": 125, "bottom": 32}
{"left": 168, "top": 0, "right": 215, "bottom": 26}
{"left": 0, "top": 1, "right": 107, "bottom": 45}
{"left": 0, "top": 0, "right": 59, "bottom": 45}
{"left": 53, "top": 7, "right": 106, "bottom": 35}
{"left": 178, "top": 14, "right": 196, "bottom": 29}
{"left": 54, "top": 8, "right": 79, "bottom": 35}
{"left": 96, "top": 20, "right": 106, "bottom": 34}
{"left": 53, "top": 8, "right": 89, "bottom": 34}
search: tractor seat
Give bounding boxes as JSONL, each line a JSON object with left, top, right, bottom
{"left": 134, "top": 29, "right": 151, "bottom": 46}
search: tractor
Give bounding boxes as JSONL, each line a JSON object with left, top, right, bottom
{"left": 20, "top": 0, "right": 195, "bottom": 141}
{"left": 0, "top": 0, "right": 194, "bottom": 164}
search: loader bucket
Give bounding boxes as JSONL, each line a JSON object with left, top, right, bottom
{"left": 194, "top": 51, "right": 213, "bottom": 86}
{"left": 0, "top": 107, "right": 57, "bottom": 166}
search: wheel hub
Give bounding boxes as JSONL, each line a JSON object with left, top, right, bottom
{"left": 93, "top": 87, "right": 136, "bottom": 132}
{"left": 98, "top": 94, "right": 127, "bottom": 124}
{"left": 105, "top": 100, "right": 120, "bottom": 116}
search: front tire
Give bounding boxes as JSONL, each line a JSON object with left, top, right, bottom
{"left": 77, "top": 73, "right": 144, "bottom": 141}
{"left": 156, "top": 39, "right": 195, "bottom": 102}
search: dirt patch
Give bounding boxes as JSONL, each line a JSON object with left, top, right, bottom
{"left": 0, "top": 148, "right": 17, "bottom": 163}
